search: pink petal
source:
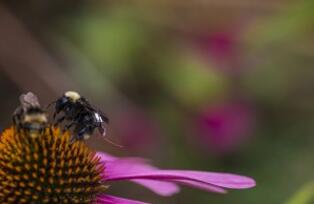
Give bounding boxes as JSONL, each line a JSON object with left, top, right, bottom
{"left": 97, "top": 152, "right": 180, "bottom": 196}
{"left": 102, "top": 158, "right": 255, "bottom": 191}
{"left": 96, "top": 195, "right": 150, "bottom": 204}
{"left": 101, "top": 158, "right": 225, "bottom": 193}
{"left": 131, "top": 179, "right": 180, "bottom": 196}
{"left": 170, "top": 179, "right": 226, "bottom": 193}
{"left": 97, "top": 152, "right": 118, "bottom": 161}
{"left": 96, "top": 152, "right": 255, "bottom": 195}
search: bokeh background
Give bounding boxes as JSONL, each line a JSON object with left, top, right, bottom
{"left": 0, "top": 1, "right": 313, "bottom": 203}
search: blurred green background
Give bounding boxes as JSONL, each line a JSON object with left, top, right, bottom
{"left": 0, "top": 1, "right": 314, "bottom": 203}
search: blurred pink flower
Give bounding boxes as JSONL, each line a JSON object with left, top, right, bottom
{"left": 95, "top": 152, "right": 256, "bottom": 203}
{"left": 115, "top": 109, "right": 159, "bottom": 152}
{"left": 191, "top": 29, "right": 245, "bottom": 74}
{"left": 195, "top": 101, "right": 255, "bottom": 154}
{"left": 196, "top": 31, "right": 236, "bottom": 62}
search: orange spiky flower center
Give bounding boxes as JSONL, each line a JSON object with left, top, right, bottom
{"left": 0, "top": 127, "right": 106, "bottom": 204}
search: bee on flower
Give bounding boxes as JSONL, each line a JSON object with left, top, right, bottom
{"left": 12, "top": 92, "right": 48, "bottom": 137}
{"left": 51, "top": 91, "right": 109, "bottom": 143}
{"left": 0, "top": 92, "right": 255, "bottom": 204}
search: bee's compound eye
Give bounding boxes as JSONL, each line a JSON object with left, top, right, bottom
{"left": 65, "top": 91, "right": 80, "bottom": 102}
{"left": 55, "top": 98, "right": 65, "bottom": 110}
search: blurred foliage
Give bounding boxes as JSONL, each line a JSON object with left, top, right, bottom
{"left": 247, "top": 0, "right": 314, "bottom": 47}
{"left": 157, "top": 48, "right": 228, "bottom": 107}
{"left": 286, "top": 182, "right": 314, "bottom": 204}
{"left": 64, "top": 6, "right": 151, "bottom": 79}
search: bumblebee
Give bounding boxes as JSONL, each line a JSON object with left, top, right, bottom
{"left": 52, "top": 91, "right": 109, "bottom": 143}
{"left": 13, "top": 92, "right": 48, "bottom": 137}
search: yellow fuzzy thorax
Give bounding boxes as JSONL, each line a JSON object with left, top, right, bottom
{"left": 0, "top": 127, "right": 106, "bottom": 204}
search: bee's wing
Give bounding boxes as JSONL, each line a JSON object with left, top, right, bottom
{"left": 98, "top": 109, "right": 109, "bottom": 123}
{"left": 19, "top": 92, "right": 40, "bottom": 109}
{"left": 79, "top": 97, "right": 94, "bottom": 110}
{"left": 79, "top": 97, "right": 109, "bottom": 125}
{"left": 78, "top": 97, "right": 104, "bottom": 119}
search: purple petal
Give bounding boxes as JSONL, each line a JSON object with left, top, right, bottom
{"left": 97, "top": 152, "right": 255, "bottom": 195}
{"left": 131, "top": 179, "right": 180, "bottom": 196}
{"left": 170, "top": 179, "right": 226, "bottom": 193}
{"left": 97, "top": 152, "right": 118, "bottom": 162}
{"left": 102, "top": 159, "right": 225, "bottom": 193}
{"left": 96, "top": 195, "right": 150, "bottom": 204}
{"left": 97, "top": 152, "right": 180, "bottom": 196}
{"left": 102, "top": 158, "right": 255, "bottom": 191}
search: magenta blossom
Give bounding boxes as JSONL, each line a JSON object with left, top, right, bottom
{"left": 195, "top": 31, "right": 236, "bottom": 62}
{"left": 95, "top": 152, "right": 256, "bottom": 203}
{"left": 190, "top": 29, "right": 246, "bottom": 75}
{"left": 195, "top": 101, "right": 255, "bottom": 154}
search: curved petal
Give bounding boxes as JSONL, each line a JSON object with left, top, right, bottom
{"left": 104, "top": 159, "right": 225, "bottom": 193}
{"left": 171, "top": 179, "right": 226, "bottom": 193}
{"left": 97, "top": 152, "right": 180, "bottom": 196}
{"left": 97, "top": 152, "right": 255, "bottom": 195}
{"left": 131, "top": 179, "right": 180, "bottom": 196}
{"left": 96, "top": 195, "right": 150, "bottom": 204}
{"left": 103, "top": 158, "right": 255, "bottom": 191}
{"left": 97, "top": 152, "right": 117, "bottom": 161}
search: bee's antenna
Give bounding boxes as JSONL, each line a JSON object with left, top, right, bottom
{"left": 103, "top": 137, "right": 123, "bottom": 148}
{"left": 100, "top": 129, "right": 123, "bottom": 148}
{"left": 46, "top": 100, "right": 56, "bottom": 109}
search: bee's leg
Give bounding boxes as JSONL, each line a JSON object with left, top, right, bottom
{"left": 12, "top": 116, "right": 16, "bottom": 126}
{"left": 98, "top": 124, "right": 107, "bottom": 137}
{"left": 53, "top": 112, "right": 57, "bottom": 120}
{"left": 63, "top": 122, "right": 78, "bottom": 132}
{"left": 54, "top": 116, "right": 66, "bottom": 126}
{"left": 70, "top": 125, "right": 85, "bottom": 144}
{"left": 77, "top": 127, "right": 87, "bottom": 140}
{"left": 78, "top": 126, "right": 93, "bottom": 141}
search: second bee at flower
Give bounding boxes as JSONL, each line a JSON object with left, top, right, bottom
{"left": 52, "top": 91, "right": 109, "bottom": 143}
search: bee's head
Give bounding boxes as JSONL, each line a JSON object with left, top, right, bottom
{"left": 55, "top": 91, "right": 81, "bottom": 113}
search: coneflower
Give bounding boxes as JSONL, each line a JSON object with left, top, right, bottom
{"left": 0, "top": 117, "right": 255, "bottom": 204}
{"left": 0, "top": 127, "right": 106, "bottom": 203}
